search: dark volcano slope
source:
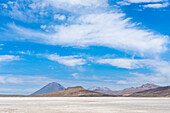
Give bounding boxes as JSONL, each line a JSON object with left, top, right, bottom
{"left": 31, "top": 82, "right": 65, "bottom": 95}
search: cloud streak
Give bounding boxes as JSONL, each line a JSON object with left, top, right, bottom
{"left": 97, "top": 58, "right": 170, "bottom": 85}
{"left": 96, "top": 58, "right": 152, "bottom": 69}
{"left": 123, "top": 0, "right": 167, "bottom": 3}
{"left": 143, "top": 2, "right": 169, "bottom": 8}
{"left": 47, "top": 54, "right": 86, "bottom": 66}
{"left": 0, "top": 55, "right": 20, "bottom": 62}
{"left": 1, "top": 0, "right": 169, "bottom": 56}
{"left": 117, "top": 0, "right": 169, "bottom": 8}
{"left": 7, "top": 14, "right": 169, "bottom": 57}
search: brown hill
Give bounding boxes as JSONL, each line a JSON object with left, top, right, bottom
{"left": 32, "top": 86, "right": 115, "bottom": 97}
{"left": 97, "top": 83, "right": 160, "bottom": 95}
{"left": 127, "top": 86, "right": 170, "bottom": 97}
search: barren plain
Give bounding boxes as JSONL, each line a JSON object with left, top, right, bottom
{"left": 0, "top": 97, "right": 170, "bottom": 113}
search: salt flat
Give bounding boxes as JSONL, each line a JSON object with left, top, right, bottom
{"left": 0, "top": 97, "right": 170, "bottom": 113}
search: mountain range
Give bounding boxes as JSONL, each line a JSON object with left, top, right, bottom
{"left": 126, "top": 86, "right": 170, "bottom": 97}
{"left": 0, "top": 82, "right": 169, "bottom": 97}
{"left": 88, "top": 87, "right": 111, "bottom": 91}
{"left": 94, "top": 83, "right": 160, "bottom": 95}
{"left": 31, "top": 86, "right": 114, "bottom": 97}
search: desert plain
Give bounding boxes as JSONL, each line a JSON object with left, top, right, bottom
{"left": 0, "top": 97, "right": 170, "bottom": 113}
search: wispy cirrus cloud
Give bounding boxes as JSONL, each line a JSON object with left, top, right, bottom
{"left": 117, "top": 0, "right": 168, "bottom": 4}
{"left": 0, "top": 0, "right": 169, "bottom": 88}
{"left": 96, "top": 58, "right": 170, "bottom": 70}
{"left": 72, "top": 73, "right": 78, "bottom": 79}
{"left": 122, "top": 0, "right": 167, "bottom": 3}
{"left": 47, "top": 54, "right": 86, "bottom": 66}
{"left": 0, "top": 55, "right": 20, "bottom": 62}
{"left": 54, "top": 14, "right": 66, "bottom": 21}
{"left": 96, "top": 58, "right": 151, "bottom": 69}
{"left": 7, "top": 15, "right": 168, "bottom": 57}
{"left": 97, "top": 58, "right": 170, "bottom": 85}
{"left": 117, "top": 71, "right": 169, "bottom": 86}
{"left": 117, "top": 0, "right": 169, "bottom": 8}
{"left": 0, "top": 0, "right": 169, "bottom": 56}
{"left": 41, "top": 0, "right": 108, "bottom": 12}
{"left": 1, "top": 0, "right": 108, "bottom": 22}
{"left": 0, "top": 75, "right": 54, "bottom": 85}
{"left": 1, "top": 1, "right": 169, "bottom": 55}
{"left": 143, "top": 2, "right": 169, "bottom": 8}
{"left": 0, "top": 76, "right": 22, "bottom": 84}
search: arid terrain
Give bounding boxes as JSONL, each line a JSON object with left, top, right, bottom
{"left": 0, "top": 97, "right": 170, "bottom": 113}
{"left": 95, "top": 83, "right": 160, "bottom": 95}
{"left": 32, "top": 86, "right": 114, "bottom": 97}
{"left": 128, "top": 86, "right": 170, "bottom": 97}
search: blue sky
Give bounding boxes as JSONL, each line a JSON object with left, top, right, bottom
{"left": 0, "top": 0, "right": 169, "bottom": 95}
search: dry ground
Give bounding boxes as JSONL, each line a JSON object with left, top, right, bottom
{"left": 0, "top": 97, "right": 170, "bottom": 113}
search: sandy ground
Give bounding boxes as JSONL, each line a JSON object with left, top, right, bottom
{"left": 0, "top": 97, "right": 169, "bottom": 113}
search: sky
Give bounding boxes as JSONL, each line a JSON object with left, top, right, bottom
{"left": 0, "top": 0, "right": 169, "bottom": 95}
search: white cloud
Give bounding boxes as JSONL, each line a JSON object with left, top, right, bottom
{"left": 95, "top": 56, "right": 170, "bottom": 85}
{"left": 143, "top": 2, "right": 169, "bottom": 8}
{"left": 72, "top": 73, "right": 78, "bottom": 79}
{"left": 0, "top": 55, "right": 20, "bottom": 62}
{"left": 96, "top": 58, "right": 169, "bottom": 69}
{"left": 40, "top": 25, "right": 47, "bottom": 29}
{"left": 117, "top": 80, "right": 129, "bottom": 84}
{"left": 97, "top": 58, "right": 159, "bottom": 69}
{"left": 117, "top": 1, "right": 131, "bottom": 6}
{"left": 118, "top": 0, "right": 169, "bottom": 8}
{"left": 1, "top": 3, "right": 8, "bottom": 8}
{"left": 0, "top": 75, "right": 54, "bottom": 85}
{"left": 0, "top": 88, "right": 21, "bottom": 92}
{"left": 97, "top": 58, "right": 138, "bottom": 69}
{"left": 5, "top": 1, "right": 29, "bottom": 22}
{"left": 17, "top": 50, "right": 32, "bottom": 55}
{"left": 2, "top": 0, "right": 169, "bottom": 57}
{"left": 0, "top": 76, "right": 22, "bottom": 84}
{"left": 7, "top": 1, "right": 14, "bottom": 5}
{"left": 8, "top": 13, "right": 168, "bottom": 56}
{"left": 0, "top": 88, "right": 37, "bottom": 93}
{"left": 54, "top": 14, "right": 66, "bottom": 20}
{"left": 7, "top": 23, "right": 48, "bottom": 40}
{"left": 46, "top": 0, "right": 106, "bottom": 6}
{"left": 0, "top": 75, "right": 56, "bottom": 94}
{"left": 47, "top": 54, "right": 86, "bottom": 66}
{"left": 42, "top": 0, "right": 108, "bottom": 12}
{"left": 125, "top": 0, "right": 166, "bottom": 3}
{"left": 117, "top": 71, "right": 170, "bottom": 85}
{"left": 5, "top": 0, "right": 101, "bottom": 22}
{"left": 97, "top": 58, "right": 170, "bottom": 85}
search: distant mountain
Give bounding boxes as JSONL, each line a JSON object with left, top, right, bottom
{"left": 97, "top": 83, "right": 160, "bottom": 95}
{"left": 32, "top": 86, "right": 114, "bottom": 97}
{"left": 31, "top": 82, "right": 65, "bottom": 95}
{"left": 88, "top": 87, "right": 111, "bottom": 92}
{"left": 127, "top": 86, "right": 170, "bottom": 97}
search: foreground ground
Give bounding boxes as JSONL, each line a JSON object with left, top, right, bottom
{"left": 0, "top": 97, "right": 170, "bottom": 113}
